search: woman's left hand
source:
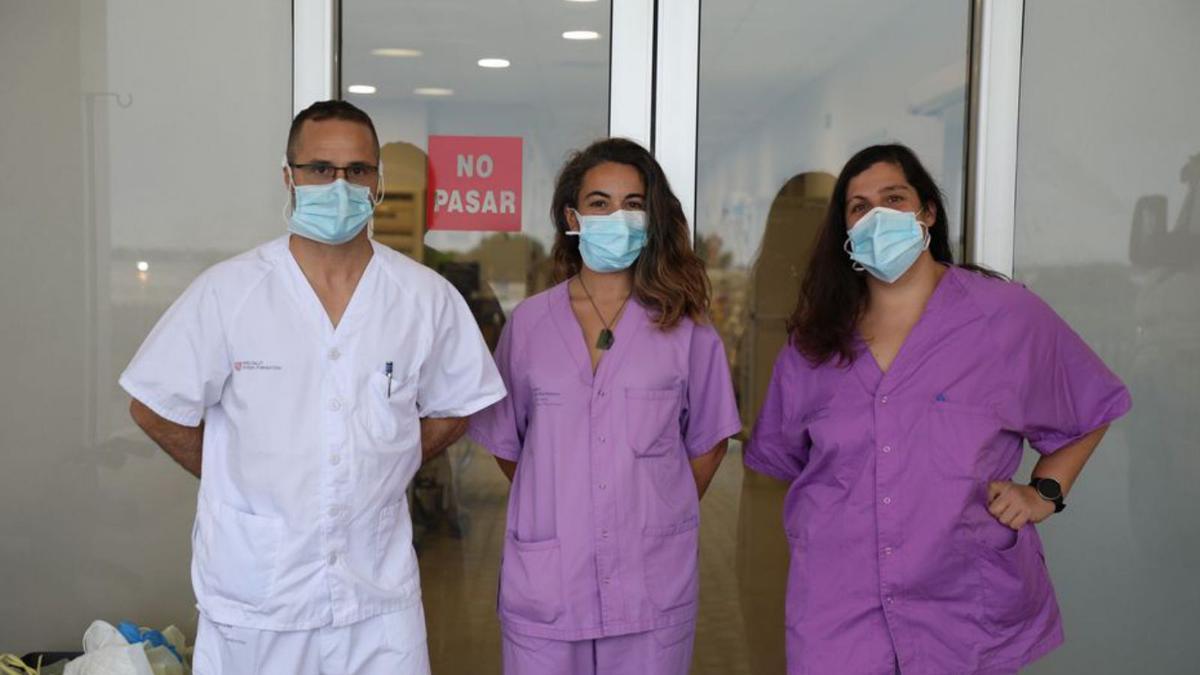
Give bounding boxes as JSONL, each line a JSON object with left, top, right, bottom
{"left": 987, "top": 481, "right": 1056, "bottom": 531}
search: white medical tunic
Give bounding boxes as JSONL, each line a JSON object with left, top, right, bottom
{"left": 120, "top": 236, "right": 506, "bottom": 631}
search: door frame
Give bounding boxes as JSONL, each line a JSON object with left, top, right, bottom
{"left": 292, "top": 0, "right": 1024, "bottom": 272}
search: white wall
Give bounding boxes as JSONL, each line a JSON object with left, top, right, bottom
{"left": 1, "top": 0, "right": 93, "bottom": 648}
{"left": 0, "top": 0, "right": 291, "bottom": 652}
{"left": 1015, "top": 2, "right": 1200, "bottom": 673}
{"left": 1016, "top": 1, "right": 1200, "bottom": 268}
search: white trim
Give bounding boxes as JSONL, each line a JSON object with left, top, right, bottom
{"left": 609, "top": 0, "right": 654, "bottom": 147}
{"left": 653, "top": 0, "right": 700, "bottom": 239}
{"left": 293, "top": 0, "right": 338, "bottom": 115}
{"left": 966, "top": 0, "right": 1023, "bottom": 276}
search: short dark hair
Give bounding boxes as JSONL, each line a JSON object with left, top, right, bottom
{"left": 286, "top": 100, "right": 380, "bottom": 163}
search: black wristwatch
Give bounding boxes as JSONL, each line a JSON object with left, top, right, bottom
{"left": 1030, "top": 477, "right": 1066, "bottom": 513}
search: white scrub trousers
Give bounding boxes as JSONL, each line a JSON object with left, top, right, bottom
{"left": 192, "top": 604, "right": 431, "bottom": 675}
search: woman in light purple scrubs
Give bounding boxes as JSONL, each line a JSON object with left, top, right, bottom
{"left": 469, "top": 138, "right": 742, "bottom": 675}
{"left": 746, "top": 144, "right": 1132, "bottom": 675}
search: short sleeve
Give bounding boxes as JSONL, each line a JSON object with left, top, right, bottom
{"left": 1017, "top": 295, "right": 1132, "bottom": 455}
{"left": 744, "top": 347, "right": 810, "bottom": 482}
{"left": 680, "top": 323, "right": 742, "bottom": 458}
{"left": 119, "top": 273, "right": 231, "bottom": 427}
{"left": 467, "top": 319, "right": 526, "bottom": 462}
{"left": 417, "top": 280, "right": 507, "bottom": 418}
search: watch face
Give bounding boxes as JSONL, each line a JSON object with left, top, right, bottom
{"left": 1036, "top": 478, "right": 1063, "bottom": 501}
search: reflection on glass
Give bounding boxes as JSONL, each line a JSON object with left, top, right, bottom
{"left": 343, "top": 2, "right": 611, "bottom": 672}
{"left": 697, "top": 1, "right": 970, "bottom": 671}
{"left": 1, "top": 0, "right": 292, "bottom": 652}
{"left": 1014, "top": 2, "right": 1200, "bottom": 673}
{"left": 1127, "top": 150, "right": 1200, "bottom": 564}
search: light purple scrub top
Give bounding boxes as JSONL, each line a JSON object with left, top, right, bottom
{"left": 470, "top": 280, "right": 742, "bottom": 641}
{"left": 746, "top": 266, "right": 1132, "bottom": 675}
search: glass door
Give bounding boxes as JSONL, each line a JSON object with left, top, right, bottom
{"left": 1013, "top": 2, "right": 1200, "bottom": 672}
{"left": 339, "top": 2, "right": 614, "bottom": 672}
{"left": 693, "top": 3, "right": 973, "bottom": 671}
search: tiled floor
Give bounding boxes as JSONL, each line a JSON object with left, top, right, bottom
{"left": 416, "top": 441, "right": 791, "bottom": 674}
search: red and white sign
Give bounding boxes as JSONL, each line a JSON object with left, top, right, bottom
{"left": 426, "top": 135, "right": 522, "bottom": 232}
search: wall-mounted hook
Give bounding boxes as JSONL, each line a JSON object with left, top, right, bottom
{"left": 85, "top": 92, "right": 133, "bottom": 108}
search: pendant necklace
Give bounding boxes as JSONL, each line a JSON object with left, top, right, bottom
{"left": 578, "top": 276, "right": 630, "bottom": 350}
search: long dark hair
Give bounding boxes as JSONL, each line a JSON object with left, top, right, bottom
{"left": 550, "top": 138, "right": 710, "bottom": 329}
{"left": 788, "top": 143, "right": 1001, "bottom": 366}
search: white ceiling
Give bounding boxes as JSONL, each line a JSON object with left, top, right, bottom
{"left": 698, "top": 0, "right": 922, "bottom": 147}
{"left": 341, "top": 0, "right": 610, "bottom": 106}
{"left": 341, "top": 0, "right": 958, "bottom": 148}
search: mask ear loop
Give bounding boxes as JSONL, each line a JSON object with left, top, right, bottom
{"left": 374, "top": 159, "right": 386, "bottom": 206}
{"left": 843, "top": 237, "right": 866, "bottom": 272}
{"left": 282, "top": 160, "right": 297, "bottom": 224}
{"left": 564, "top": 208, "right": 582, "bottom": 237}
{"left": 921, "top": 225, "right": 932, "bottom": 251}
{"left": 366, "top": 159, "right": 385, "bottom": 239}
{"left": 912, "top": 207, "right": 932, "bottom": 251}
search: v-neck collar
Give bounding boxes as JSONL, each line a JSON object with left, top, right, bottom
{"left": 549, "top": 280, "right": 646, "bottom": 386}
{"left": 283, "top": 237, "right": 379, "bottom": 341}
{"left": 852, "top": 265, "right": 980, "bottom": 393}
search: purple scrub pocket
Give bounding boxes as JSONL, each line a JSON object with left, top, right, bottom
{"left": 977, "top": 512, "right": 1020, "bottom": 552}
{"left": 976, "top": 525, "right": 1052, "bottom": 630}
{"left": 927, "top": 400, "right": 1002, "bottom": 480}
{"left": 641, "top": 516, "right": 700, "bottom": 611}
{"left": 783, "top": 533, "right": 810, "bottom": 629}
{"left": 626, "top": 387, "right": 682, "bottom": 457}
{"left": 500, "top": 533, "right": 564, "bottom": 624}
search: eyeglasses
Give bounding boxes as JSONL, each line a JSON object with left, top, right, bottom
{"left": 289, "top": 162, "right": 379, "bottom": 186}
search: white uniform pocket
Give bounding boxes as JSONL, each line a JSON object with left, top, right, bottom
{"left": 374, "top": 497, "right": 418, "bottom": 587}
{"left": 194, "top": 498, "right": 282, "bottom": 608}
{"left": 361, "top": 371, "right": 419, "bottom": 447}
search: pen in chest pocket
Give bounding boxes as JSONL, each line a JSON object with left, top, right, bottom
{"left": 385, "top": 361, "right": 393, "bottom": 398}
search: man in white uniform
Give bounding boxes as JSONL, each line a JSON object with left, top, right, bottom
{"left": 122, "top": 100, "right": 506, "bottom": 674}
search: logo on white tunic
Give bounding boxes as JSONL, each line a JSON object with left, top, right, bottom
{"left": 233, "top": 360, "right": 282, "bottom": 372}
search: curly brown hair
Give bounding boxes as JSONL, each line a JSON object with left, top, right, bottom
{"left": 550, "top": 138, "right": 710, "bottom": 329}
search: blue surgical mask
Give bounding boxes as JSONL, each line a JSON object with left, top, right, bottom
{"left": 566, "top": 209, "right": 647, "bottom": 273}
{"left": 844, "top": 207, "right": 930, "bottom": 283}
{"left": 286, "top": 170, "right": 377, "bottom": 245}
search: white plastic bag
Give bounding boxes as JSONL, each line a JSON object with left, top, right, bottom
{"left": 143, "top": 647, "right": 183, "bottom": 675}
{"left": 159, "top": 626, "right": 187, "bottom": 661}
{"left": 64, "top": 621, "right": 154, "bottom": 675}
{"left": 61, "top": 620, "right": 190, "bottom": 675}
{"left": 63, "top": 645, "right": 154, "bottom": 675}
{"left": 82, "top": 620, "right": 126, "bottom": 653}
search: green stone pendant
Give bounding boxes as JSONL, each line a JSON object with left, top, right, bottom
{"left": 596, "top": 328, "right": 615, "bottom": 350}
